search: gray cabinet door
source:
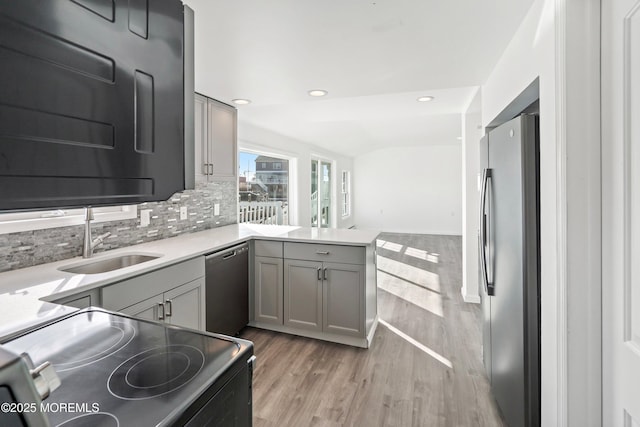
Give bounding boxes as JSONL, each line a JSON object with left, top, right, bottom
{"left": 101, "top": 257, "right": 204, "bottom": 313}
{"left": 284, "top": 259, "right": 322, "bottom": 331}
{"left": 255, "top": 256, "right": 283, "bottom": 325}
{"left": 194, "top": 94, "right": 209, "bottom": 183}
{"left": 322, "top": 262, "right": 364, "bottom": 337}
{"left": 194, "top": 96, "right": 237, "bottom": 183}
{"left": 121, "top": 294, "right": 163, "bottom": 322}
{"left": 52, "top": 288, "right": 101, "bottom": 309}
{"left": 165, "top": 278, "right": 205, "bottom": 331}
{"left": 207, "top": 99, "right": 237, "bottom": 181}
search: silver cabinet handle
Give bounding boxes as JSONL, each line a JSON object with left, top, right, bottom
{"left": 208, "top": 163, "right": 214, "bottom": 175}
{"left": 165, "top": 300, "right": 172, "bottom": 317}
{"left": 158, "top": 302, "right": 165, "bottom": 320}
{"left": 317, "top": 267, "right": 322, "bottom": 280}
{"left": 323, "top": 268, "right": 328, "bottom": 281}
{"left": 202, "top": 163, "right": 209, "bottom": 175}
{"left": 316, "top": 251, "right": 330, "bottom": 255}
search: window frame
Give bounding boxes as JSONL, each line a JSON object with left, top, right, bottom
{"left": 341, "top": 170, "right": 351, "bottom": 218}
{"left": 0, "top": 205, "right": 138, "bottom": 235}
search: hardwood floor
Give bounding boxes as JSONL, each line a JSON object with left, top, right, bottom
{"left": 241, "top": 233, "right": 506, "bottom": 427}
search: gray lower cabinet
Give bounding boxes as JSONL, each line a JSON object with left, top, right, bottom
{"left": 322, "top": 262, "right": 364, "bottom": 337}
{"left": 119, "top": 278, "right": 205, "bottom": 330}
{"left": 165, "top": 279, "right": 204, "bottom": 329}
{"left": 283, "top": 259, "right": 323, "bottom": 331}
{"left": 251, "top": 240, "right": 376, "bottom": 348}
{"left": 102, "top": 257, "right": 205, "bottom": 331}
{"left": 51, "top": 288, "right": 101, "bottom": 309}
{"left": 254, "top": 255, "right": 284, "bottom": 325}
{"left": 283, "top": 259, "right": 364, "bottom": 336}
{"left": 282, "top": 244, "right": 366, "bottom": 337}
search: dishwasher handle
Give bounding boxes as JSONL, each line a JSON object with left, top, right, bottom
{"left": 205, "top": 243, "right": 249, "bottom": 261}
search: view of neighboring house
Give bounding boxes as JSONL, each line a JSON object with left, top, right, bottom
{"left": 238, "top": 176, "right": 268, "bottom": 202}
{"left": 238, "top": 154, "right": 290, "bottom": 225}
{"left": 255, "top": 156, "right": 289, "bottom": 201}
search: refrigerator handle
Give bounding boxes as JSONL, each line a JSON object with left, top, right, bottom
{"left": 479, "top": 168, "right": 494, "bottom": 296}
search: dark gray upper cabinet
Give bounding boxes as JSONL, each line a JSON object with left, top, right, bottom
{"left": 0, "top": 0, "right": 193, "bottom": 211}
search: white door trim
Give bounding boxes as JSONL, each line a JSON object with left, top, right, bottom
{"left": 555, "top": 0, "right": 602, "bottom": 425}
{"left": 554, "top": 0, "right": 569, "bottom": 423}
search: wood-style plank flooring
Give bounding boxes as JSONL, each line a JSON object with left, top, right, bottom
{"left": 240, "top": 233, "right": 505, "bottom": 427}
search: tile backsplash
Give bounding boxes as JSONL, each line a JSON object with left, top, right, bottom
{"left": 0, "top": 181, "right": 237, "bottom": 273}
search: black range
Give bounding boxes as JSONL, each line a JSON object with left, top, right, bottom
{"left": 1, "top": 308, "right": 254, "bottom": 426}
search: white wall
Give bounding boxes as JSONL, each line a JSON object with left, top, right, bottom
{"left": 461, "top": 90, "right": 483, "bottom": 304}
{"left": 481, "top": 0, "right": 560, "bottom": 424}
{"left": 353, "top": 145, "right": 462, "bottom": 235}
{"left": 238, "top": 122, "right": 355, "bottom": 229}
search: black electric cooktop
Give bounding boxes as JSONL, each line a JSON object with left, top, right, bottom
{"left": 3, "top": 309, "right": 253, "bottom": 426}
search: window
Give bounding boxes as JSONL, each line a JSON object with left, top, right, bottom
{"left": 341, "top": 170, "right": 351, "bottom": 217}
{"left": 0, "top": 205, "right": 138, "bottom": 235}
{"left": 238, "top": 151, "right": 290, "bottom": 225}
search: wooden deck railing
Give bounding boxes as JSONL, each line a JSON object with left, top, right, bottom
{"left": 239, "top": 201, "right": 289, "bottom": 225}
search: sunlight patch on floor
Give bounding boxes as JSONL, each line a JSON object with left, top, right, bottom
{"left": 377, "top": 255, "right": 440, "bottom": 292}
{"left": 379, "top": 319, "right": 452, "bottom": 369}
{"left": 376, "top": 239, "right": 403, "bottom": 252}
{"left": 404, "top": 246, "right": 439, "bottom": 263}
{"left": 378, "top": 270, "right": 444, "bottom": 317}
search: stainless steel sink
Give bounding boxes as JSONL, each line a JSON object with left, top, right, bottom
{"left": 59, "top": 254, "right": 161, "bottom": 275}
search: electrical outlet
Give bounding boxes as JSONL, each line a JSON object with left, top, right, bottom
{"left": 214, "top": 203, "right": 220, "bottom": 216}
{"left": 180, "top": 206, "right": 188, "bottom": 220}
{"left": 140, "top": 209, "right": 151, "bottom": 227}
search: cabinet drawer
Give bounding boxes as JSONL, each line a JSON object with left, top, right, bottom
{"left": 283, "top": 242, "right": 364, "bottom": 265}
{"left": 254, "top": 240, "right": 283, "bottom": 258}
{"left": 102, "top": 257, "right": 205, "bottom": 311}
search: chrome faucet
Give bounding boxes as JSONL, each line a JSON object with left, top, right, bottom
{"left": 82, "top": 207, "right": 111, "bottom": 258}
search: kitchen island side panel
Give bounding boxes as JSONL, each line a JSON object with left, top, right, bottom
{"left": 366, "top": 244, "right": 378, "bottom": 335}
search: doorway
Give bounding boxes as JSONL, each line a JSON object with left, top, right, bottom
{"left": 311, "top": 160, "right": 332, "bottom": 228}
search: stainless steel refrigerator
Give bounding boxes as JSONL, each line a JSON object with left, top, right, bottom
{"left": 479, "top": 114, "right": 540, "bottom": 427}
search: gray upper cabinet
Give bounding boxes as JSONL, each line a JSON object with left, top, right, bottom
{"left": 194, "top": 94, "right": 237, "bottom": 183}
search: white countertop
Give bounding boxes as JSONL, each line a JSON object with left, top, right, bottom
{"left": 0, "top": 224, "right": 379, "bottom": 340}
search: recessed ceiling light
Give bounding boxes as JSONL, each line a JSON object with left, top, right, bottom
{"left": 232, "top": 99, "right": 251, "bottom": 105}
{"left": 417, "top": 96, "right": 434, "bottom": 102}
{"left": 308, "top": 90, "right": 328, "bottom": 97}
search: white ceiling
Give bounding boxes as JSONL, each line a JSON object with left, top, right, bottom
{"left": 184, "top": 0, "right": 534, "bottom": 157}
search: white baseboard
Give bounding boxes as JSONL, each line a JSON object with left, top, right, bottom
{"left": 461, "top": 288, "right": 481, "bottom": 304}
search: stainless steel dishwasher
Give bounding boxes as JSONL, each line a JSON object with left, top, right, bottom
{"left": 205, "top": 242, "right": 249, "bottom": 336}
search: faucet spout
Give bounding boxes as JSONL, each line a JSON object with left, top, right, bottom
{"left": 82, "top": 207, "right": 111, "bottom": 258}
